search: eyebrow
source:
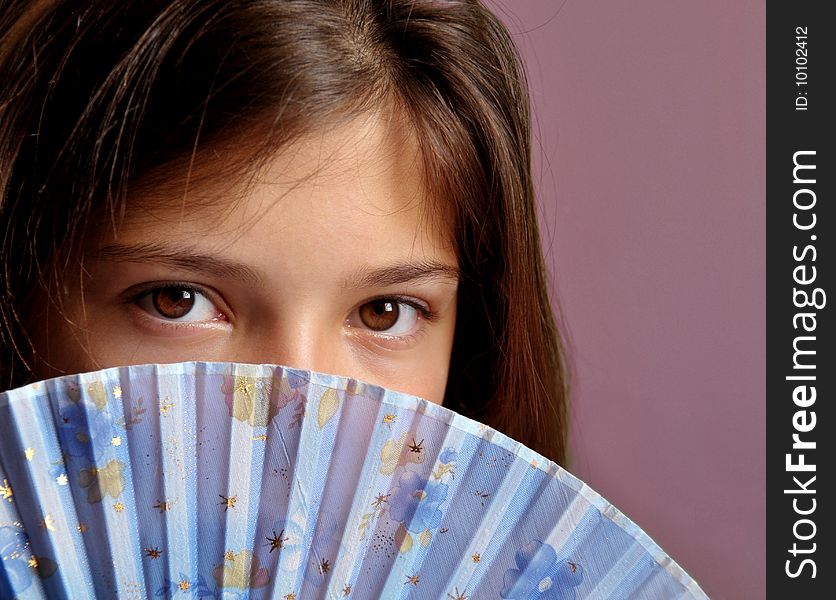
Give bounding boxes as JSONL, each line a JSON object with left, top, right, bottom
{"left": 95, "top": 242, "right": 264, "bottom": 285}
{"left": 95, "top": 242, "right": 459, "bottom": 289}
{"left": 344, "top": 261, "right": 460, "bottom": 289}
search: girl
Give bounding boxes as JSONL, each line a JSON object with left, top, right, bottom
{"left": 0, "top": 0, "right": 568, "bottom": 464}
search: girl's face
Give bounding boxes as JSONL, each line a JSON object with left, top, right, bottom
{"left": 33, "top": 112, "right": 459, "bottom": 404}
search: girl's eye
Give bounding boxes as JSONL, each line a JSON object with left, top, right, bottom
{"left": 135, "top": 286, "right": 223, "bottom": 322}
{"left": 354, "top": 299, "right": 420, "bottom": 335}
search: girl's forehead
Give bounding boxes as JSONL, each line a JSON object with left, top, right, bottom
{"left": 257, "top": 109, "right": 425, "bottom": 202}
{"left": 124, "top": 109, "right": 435, "bottom": 223}
{"left": 95, "top": 110, "right": 457, "bottom": 277}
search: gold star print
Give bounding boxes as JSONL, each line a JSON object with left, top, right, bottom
{"left": 178, "top": 580, "right": 190, "bottom": 591}
{"left": 77, "top": 523, "right": 88, "bottom": 533}
{"left": 448, "top": 588, "right": 468, "bottom": 600}
{"left": 530, "top": 459, "right": 538, "bottom": 469}
{"left": 114, "top": 502, "right": 125, "bottom": 512}
{"left": 145, "top": 547, "right": 162, "bottom": 559}
{"left": 267, "top": 530, "right": 287, "bottom": 553}
{"left": 405, "top": 574, "right": 420, "bottom": 586}
{"left": 153, "top": 500, "right": 171, "bottom": 513}
{"left": 342, "top": 585, "right": 352, "bottom": 596}
{"left": 39, "top": 515, "right": 56, "bottom": 531}
{"left": 24, "top": 448, "right": 35, "bottom": 461}
{"left": 1, "top": 479, "right": 12, "bottom": 501}
{"left": 225, "top": 550, "right": 235, "bottom": 562}
{"left": 372, "top": 493, "right": 390, "bottom": 508}
{"left": 284, "top": 593, "right": 296, "bottom": 600}
{"left": 472, "top": 553, "right": 481, "bottom": 563}
{"left": 56, "top": 473, "right": 68, "bottom": 486}
{"left": 407, "top": 438, "right": 424, "bottom": 454}
{"left": 113, "top": 385, "right": 122, "bottom": 399}
{"left": 319, "top": 558, "right": 330, "bottom": 574}
{"left": 112, "top": 436, "right": 122, "bottom": 446}
{"left": 219, "top": 495, "right": 237, "bottom": 511}
{"left": 159, "top": 399, "right": 174, "bottom": 416}
{"left": 252, "top": 434, "right": 267, "bottom": 441}
{"left": 382, "top": 414, "right": 396, "bottom": 427}
{"left": 235, "top": 379, "right": 254, "bottom": 396}
{"left": 28, "top": 556, "right": 38, "bottom": 569}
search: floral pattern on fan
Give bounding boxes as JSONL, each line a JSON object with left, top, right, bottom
{"left": 221, "top": 374, "right": 301, "bottom": 426}
{"left": 501, "top": 540, "right": 584, "bottom": 600}
{"left": 0, "top": 526, "right": 33, "bottom": 590}
{"left": 55, "top": 400, "right": 113, "bottom": 461}
{"left": 212, "top": 550, "right": 271, "bottom": 590}
{"left": 77, "top": 458, "right": 126, "bottom": 503}
{"left": 0, "top": 362, "right": 709, "bottom": 599}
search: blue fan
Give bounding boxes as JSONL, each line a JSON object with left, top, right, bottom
{"left": 0, "top": 362, "right": 708, "bottom": 599}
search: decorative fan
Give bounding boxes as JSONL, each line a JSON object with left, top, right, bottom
{"left": 0, "top": 362, "right": 707, "bottom": 599}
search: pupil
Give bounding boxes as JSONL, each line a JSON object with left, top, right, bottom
{"left": 360, "top": 300, "right": 399, "bottom": 331}
{"left": 152, "top": 288, "right": 194, "bottom": 319}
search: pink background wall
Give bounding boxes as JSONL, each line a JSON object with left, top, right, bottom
{"left": 489, "top": 1, "right": 765, "bottom": 598}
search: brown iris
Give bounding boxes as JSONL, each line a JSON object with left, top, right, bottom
{"left": 151, "top": 288, "right": 195, "bottom": 319}
{"left": 359, "top": 300, "right": 399, "bottom": 331}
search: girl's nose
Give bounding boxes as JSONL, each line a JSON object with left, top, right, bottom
{"left": 235, "top": 318, "right": 347, "bottom": 376}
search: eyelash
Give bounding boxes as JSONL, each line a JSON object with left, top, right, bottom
{"left": 367, "top": 295, "right": 439, "bottom": 324}
{"left": 350, "top": 295, "right": 438, "bottom": 341}
{"left": 122, "top": 282, "right": 227, "bottom": 326}
{"left": 122, "top": 284, "right": 439, "bottom": 339}
{"left": 344, "top": 295, "right": 438, "bottom": 351}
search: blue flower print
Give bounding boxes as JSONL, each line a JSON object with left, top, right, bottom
{"left": 388, "top": 471, "right": 449, "bottom": 534}
{"left": 439, "top": 447, "right": 457, "bottom": 464}
{"left": 271, "top": 510, "right": 339, "bottom": 588}
{"left": 286, "top": 370, "right": 307, "bottom": 389}
{"left": 501, "top": 540, "right": 583, "bottom": 600}
{"left": 56, "top": 401, "right": 113, "bottom": 462}
{"left": 0, "top": 526, "right": 33, "bottom": 593}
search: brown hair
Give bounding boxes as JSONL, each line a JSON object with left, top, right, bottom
{"left": 0, "top": 0, "right": 569, "bottom": 463}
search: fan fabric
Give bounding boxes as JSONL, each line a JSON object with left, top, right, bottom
{"left": 0, "top": 362, "right": 708, "bottom": 599}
